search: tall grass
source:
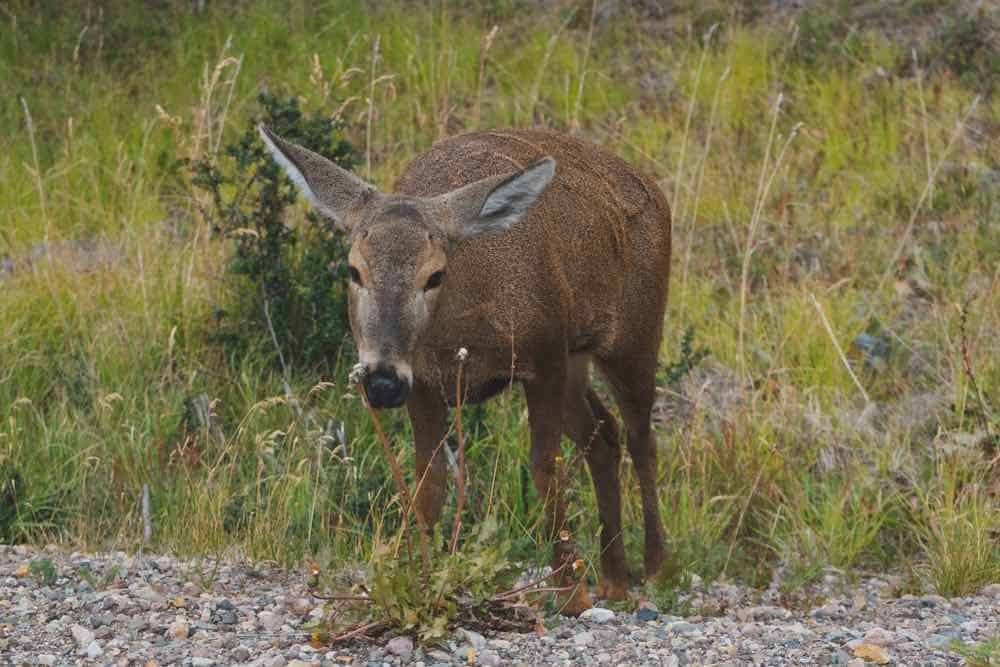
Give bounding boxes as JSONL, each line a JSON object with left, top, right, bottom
{"left": 1, "top": 0, "right": 997, "bottom": 600}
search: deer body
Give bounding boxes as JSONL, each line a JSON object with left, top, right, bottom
{"left": 261, "top": 127, "right": 670, "bottom": 614}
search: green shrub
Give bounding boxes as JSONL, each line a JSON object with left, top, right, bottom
{"left": 189, "top": 93, "right": 360, "bottom": 370}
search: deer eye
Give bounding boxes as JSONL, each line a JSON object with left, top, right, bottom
{"left": 348, "top": 266, "right": 362, "bottom": 286}
{"left": 424, "top": 270, "right": 446, "bottom": 291}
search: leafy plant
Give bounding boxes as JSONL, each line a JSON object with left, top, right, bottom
{"left": 29, "top": 558, "right": 57, "bottom": 586}
{"left": 659, "top": 326, "right": 710, "bottom": 386}
{"left": 189, "top": 93, "right": 360, "bottom": 370}
{"left": 320, "top": 517, "right": 520, "bottom": 643}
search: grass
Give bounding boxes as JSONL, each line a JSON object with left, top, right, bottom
{"left": 1, "top": 0, "right": 998, "bottom": 608}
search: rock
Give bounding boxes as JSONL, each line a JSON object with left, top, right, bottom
{"left": 636, "top": 607, "right": 659, "bottom": 622}
{"left": 258, "top": 610, "right": 282, "bottom": 630}
{"left": 919, "top": 595, "right": 947, "bottom": 607}
{"left": 14, "top": 563, "right": 29, "bottom": 577}
{"left": 288, "top": 597, "right": 314, "bottom": 617}
{"left": 287, "top": 661, "right": 314, "bottom": 667}
{"left": 386, "top": 636, "right": 413, "bottom": 659}
{"left": 926, "top": 634, "right": 955, "bottom": 649}
{"left": 580, "top": 607, "right": 616, "bottom": 624}
{"left": 167, "top": 618, "right": 190, "bottom": 639}
{"left": 36, "top": 656, "right": 57, "bottom": 666}
{"left": 574, "top": 631, "right": 594, "bottom": 647}
{"left": 232, "top": 646, "right": 252, "bottom": 662}
{"left": 670, "top": 621, "right": 700, "bottom": 634}
{"left": 218, "top": 609, "right": 238, "bottom": 625}
{"left": 852, "top": 643, "right": 890, "bottom": 664}
{"left": 265, "top": 657, "right": 287, "bottom": 667}
{"left": 70, "top": 624, "right": 95, "bottom": 648}
{"left": 862, "top": 627, "right": 894, "bottom": 646}
{"left": 459, "top": 628, "right": 486, "bottom": 650}
{"left": 191, "top": 659, "right": 215, "bottom": 667}
{"left": 479, "top": 649, "right": 502, "bottom": 667}
{"left": 742, "top": 605, "right": 791, "bottom": 621}
{"left": 85, "top": 640, "right": 103, "bottom": 659}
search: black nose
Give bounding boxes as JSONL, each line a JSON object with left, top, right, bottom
{"left": 364, "top": 368, "right": 409, "bottom": 409}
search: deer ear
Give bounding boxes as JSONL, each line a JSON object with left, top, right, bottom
{"left": 258, "top": 124, "right": 376, "bottom": 231}
{"left": 436, "top": 157, "right": 555, "bottom": 241}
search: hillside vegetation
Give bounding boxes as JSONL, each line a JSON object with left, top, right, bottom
{"left": 1, "top": 0, "right": 997, "bottom": 605}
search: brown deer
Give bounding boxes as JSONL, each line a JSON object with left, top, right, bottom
{"left": 260, "top": 126, "right": 671, "bottom": 614}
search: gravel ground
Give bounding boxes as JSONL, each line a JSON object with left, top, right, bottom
{"left": 2, "top": 544, "right": 997, "bottom": 666}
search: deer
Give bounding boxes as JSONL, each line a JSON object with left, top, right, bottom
{"left": 259, "top": 126, "right": 671, "bottom": 615}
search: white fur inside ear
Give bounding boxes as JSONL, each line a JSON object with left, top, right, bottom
{"left": 479, "top": 157, "right": 556, "bottom": 224}
{"left": 257, "top": 124, "right": 339, "bottom": 220}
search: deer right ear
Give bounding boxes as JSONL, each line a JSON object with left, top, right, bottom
{"left": 435, "top": 157, "right": 556, "bottom": 242}
{"left": 258, "top": 124, "right": 376, "bottom": 232}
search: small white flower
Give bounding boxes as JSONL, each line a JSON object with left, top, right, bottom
{"left": 348, "top": 363, "right": 367, "bottom": 385}
{"left": 456, "top": 347, "right": 469, "bottom": 362}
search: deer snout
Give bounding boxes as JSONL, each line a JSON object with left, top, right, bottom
{"left": 364, "top": 365, "right": 410, "bottom": 409}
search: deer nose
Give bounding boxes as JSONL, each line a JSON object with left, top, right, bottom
{"left": 364, "top": 367, "right": 409, "bottom": 409}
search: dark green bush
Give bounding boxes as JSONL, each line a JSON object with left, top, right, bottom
{"left": 190, "top": 93, "right": 360, "bottom": 370}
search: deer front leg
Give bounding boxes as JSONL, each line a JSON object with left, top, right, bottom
{"left": 407, "top": 381, "right": 449, "bottom": 531}
{"left": 524, "top": 369, "right": 593, "bottom": 616}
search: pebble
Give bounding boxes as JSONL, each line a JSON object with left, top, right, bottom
{"left": 579, "top": 607, "right": 616, "bottom": 624}
{"left": 636, "top": 607, "right": 659, "bottom": 622}
{"left": 70, "top": 623, "right": 94, "bottom": 648}
{"left": 385, "top": 636, "right": 413, "bottom": 658}
{"left": 85, "top": 640, "right": 103, "bottom": 658}
{"left": 3, "top": 544, "right": 999, "bottom": 666}
{"left": 258, "top": 610, "right": 282, "bottom": 630}
{"left": 167, "top": 618, "right": 190, "bottom": 639}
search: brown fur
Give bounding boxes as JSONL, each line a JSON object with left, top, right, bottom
{"left": 396, "top": 130, "right": 671, "bottom": 611}
{"left": 261, "top": 126, "right": 671, "bottom": 614}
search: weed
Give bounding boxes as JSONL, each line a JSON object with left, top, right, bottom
{"left": 658, "top": 326, "right": 710, "bottom": 386}
{"left": 950, "top": 636, "right": 1000, "bottom": 667}
{"left": 29, "top": 558, "right": 57, "bottom": 586}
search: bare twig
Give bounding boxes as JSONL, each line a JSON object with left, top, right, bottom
{"left": 958, "top": 298, "right": 995, "bottom": 438}
{"left": 449, "top": 348, "right": 469, "bottom": 554}
{"left": 141, "top": 483, "right": 152, "bottom": 545}
{"left": 809, "top": 292, "right": 871, "bottom": 404}
{"left": 491, "top": 559, "right": 573, "bottom": 601}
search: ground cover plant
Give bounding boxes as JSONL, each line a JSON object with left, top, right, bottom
{"left": 0, "top": 0, "right": 997, "bottom": 635}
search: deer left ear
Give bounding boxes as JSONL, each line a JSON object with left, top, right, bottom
{"left": 434, "top": 157, "right": 555, "bottom": 241}
{"left": 258, "top": 124, "right": 378, "bottom": 232}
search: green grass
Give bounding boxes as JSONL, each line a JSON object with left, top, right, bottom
{"left": 1, "top": 0, "right": 998, "bottom": 603}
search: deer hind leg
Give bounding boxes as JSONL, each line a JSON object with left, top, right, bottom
{"left": 524, "top": 355, "right": 592, "bottom": 616}
{"left": 597, "top": 350, "right": 666, "bottom": 580}
{"left": 563, "top": 356, "right": 628, "bottom": 601}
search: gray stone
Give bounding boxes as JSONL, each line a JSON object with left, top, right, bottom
{"left": 636, "top": 607, "right": 659, "bottom": 622}
{"left": 232, "top": 646, "right": 252, "bottom": 662}
{"left": 85, "top": 640, "right": 103, "bottom": 659}
{"left": 459, "top": 628, "right": 486, "bottom": 650}
{"left": 36, "top": 656, "right": 57, "bottom": 666}
{"left": 258, "top": 610, "right": 282, "bottom": 630}
{"left": 386, "top": 636, "right": 413, "bottom": 658}
{"left": 574, "top": 631, "right": 594, "bottom": 647}
{"left": 579, "top": 607, "right": 616, "bottom": 624}
{"left": 70, "top": 624, "right": 94, "bottom": 648}
{"left": 667, "top": 621, "right": 698, "bottom": 635}
{"left": 479, "top": 650, "right": 501, "bottom": 667}
{"left": 191, "top": 659, "right": 216, "bottom": 667}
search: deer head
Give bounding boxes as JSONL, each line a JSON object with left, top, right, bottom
{"left": 258, "top": 125, "right": 555, "bottom": 408}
